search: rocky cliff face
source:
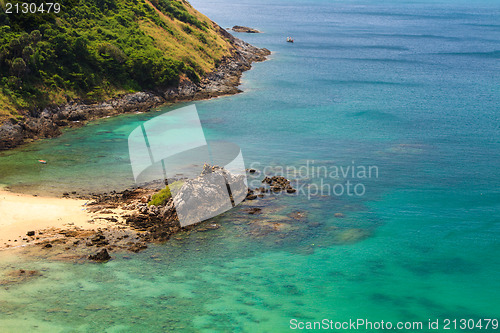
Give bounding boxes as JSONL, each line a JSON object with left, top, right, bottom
{"left": 0, "top": 37, "right": 270, "bottom": 150}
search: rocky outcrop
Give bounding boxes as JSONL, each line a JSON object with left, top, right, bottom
{"left": 163, "top": 38, "right": 270, "bottom": 101}
{"left": 0, "top": 119, "right": 25, "bottom": 149}
{"left": 231, "top": 26, "right": 261, "bottom": 33}
{"left": 88, "top": 248, "right": 111, "bottom": 262}
{"left": 0, "top": 37, "right": 270, "bottom": 150}
{"left": 124, "top": 197, "right": 181, "bottom": 243}
{"left": 20, "top": 169, "right": 295, "bottom": 261}
{"left": 261, "top": 176, "right": 297, "bottom": 193}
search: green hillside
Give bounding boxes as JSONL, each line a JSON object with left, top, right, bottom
{"left": 0, "top": 0, "right": 233, "bottom": 122}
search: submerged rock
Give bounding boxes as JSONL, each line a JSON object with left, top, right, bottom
{"left": 333, "top": 228, "right": 370, "bottom": 244}
{"left": 288, "top": 211, "right": 307, "bottom": 220}
{"left": 197, "top": 223, "right": 221, "bottom": 232}
{"left": 246, "top": 194, "right": 258, "bottom": 200}
{"left": 0, "top": 269, "right": 42, "bottom": 285}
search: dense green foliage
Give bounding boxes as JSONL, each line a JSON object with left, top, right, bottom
{"left": 148, "top": 180, "right": 184, "bottom": 206}
{"left": 148, "top": 186, "right": 172, "bottom": 206}
{"left": 0, "top": 0, "right": 228, "bottom": 114}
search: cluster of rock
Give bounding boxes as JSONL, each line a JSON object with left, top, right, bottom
{"left": 28, "top": 224, "right": 149, "bottom": 261}
{"left": 245, "top": 175, "right": 297, "bottom": 200}
{"left": 0, "top": 34, "right": 270, "bottom": 150}
{"left": 124, "top": 197, "right": 180, "bottom": 243}
{"left": 263, "top": 176, "right": 297, "bottom": 193}
{"left": 85, "top": 188, "right": 181, "bottom": 244}
{"left": 9, "top": 165, "right": 368, "bottom": 266}
{"left": 26, "top": 167, "right": 296, "bottom": 262}
{"left": 0, "top": 93, "right": 166, "bottom": 150}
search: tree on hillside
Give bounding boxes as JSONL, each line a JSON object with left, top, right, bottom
{"left": 11, "top": 58, "right": 27, "bottom": 77}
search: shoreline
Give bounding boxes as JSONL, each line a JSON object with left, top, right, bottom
{"left": 0, "top": 36, "right": 270, "bottom": 150}
{"left": 0, "top": 188, "right": 151, "bottom": 260}
{"left": 0, "top": 190, "right": 108, "bottom": 251}
{"left": 0, "top": 33, "right": 272, "bottom": 259}
{"left": 0, "top": 172, "right": 299, "bottom": 261}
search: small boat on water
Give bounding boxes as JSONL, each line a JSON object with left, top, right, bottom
{"left": 286, "top": 37, "right": 294, "bottom": 43}
{"left": 38, "top": 160, "right": 47, "bottom": 164}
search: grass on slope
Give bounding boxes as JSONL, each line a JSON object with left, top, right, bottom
{"left": 142, "top": 0, "right": 232, "bottom": 74}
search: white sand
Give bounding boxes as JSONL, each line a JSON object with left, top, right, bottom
{"left": 0, "top": 190, "right": 111, "bottom": 250}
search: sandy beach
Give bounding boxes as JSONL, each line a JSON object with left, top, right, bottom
{"left": 0, "top": 190, "right": 112, "bottom": 250}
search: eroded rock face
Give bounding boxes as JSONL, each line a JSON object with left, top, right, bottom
{"left": 0, "top": 119, "right": 24, "bottom": 149}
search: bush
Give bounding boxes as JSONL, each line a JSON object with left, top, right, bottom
{"left": 148, "top": 180, "right": 185, "bottom": 206}
{"left": 148, "top": 186, "right": 172, "bottom": 206}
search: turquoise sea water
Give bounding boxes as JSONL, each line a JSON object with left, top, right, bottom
{"left": 0, "top": 0, "right": 499, "bottom": 331}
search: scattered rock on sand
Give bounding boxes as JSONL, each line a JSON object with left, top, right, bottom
{"left": 9, "top": 171, "right": 299, "bottom": 261}
{"left": 90, "top": 234, "right": 108, "bottom": 246}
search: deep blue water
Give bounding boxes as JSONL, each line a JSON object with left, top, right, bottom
{"left": 0, "top": 0, "right": 499, "bottom": 331}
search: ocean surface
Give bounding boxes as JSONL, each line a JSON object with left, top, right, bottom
{"left": 0, "top": 0, "right": 499, "bottom": 331}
